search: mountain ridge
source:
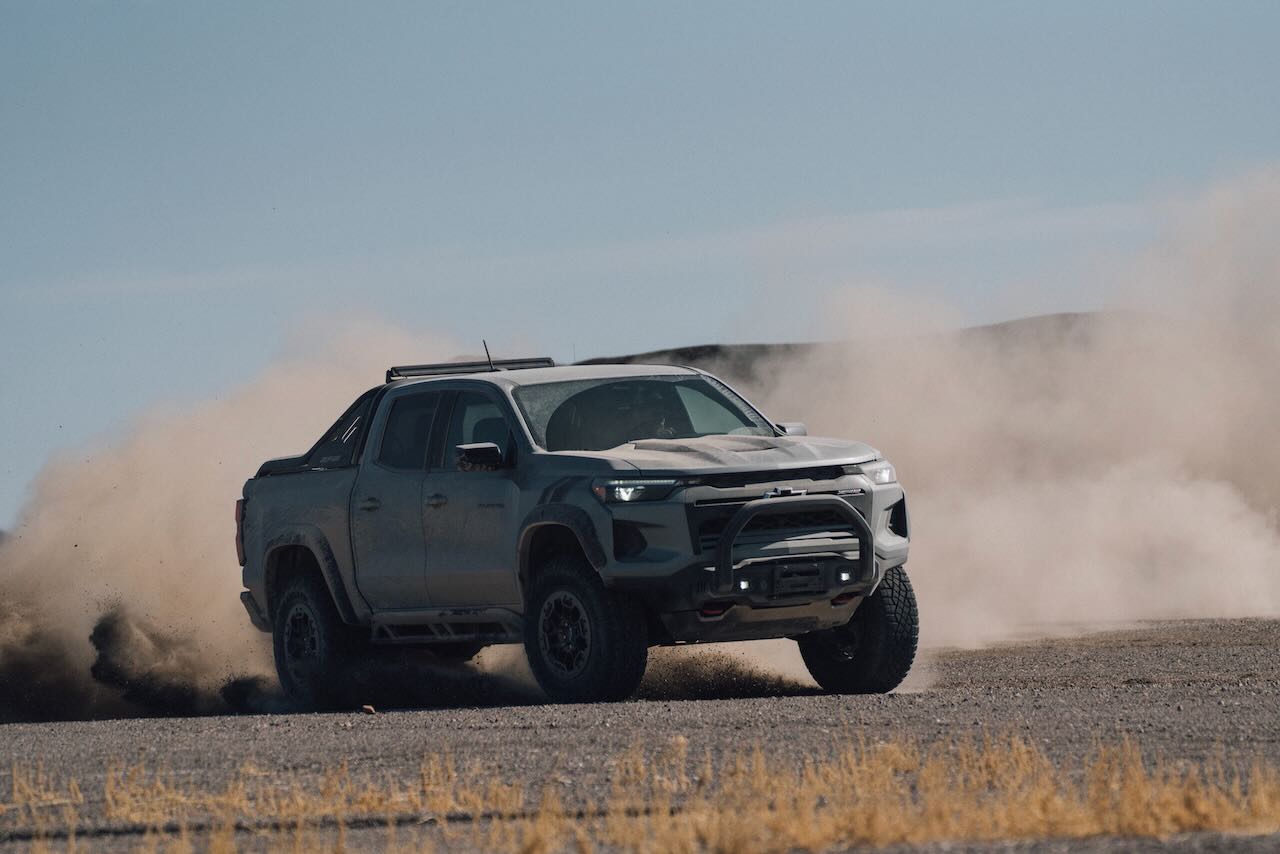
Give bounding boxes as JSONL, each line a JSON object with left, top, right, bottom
{"left": 582, "top": 311, "right": 1104, "bottom": 375}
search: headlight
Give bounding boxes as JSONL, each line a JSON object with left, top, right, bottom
{"left": 860, "top": 460, "right": 897, "bottom": 485}
{"left": 591, "top": 478, "right": 680, "bottom": 503}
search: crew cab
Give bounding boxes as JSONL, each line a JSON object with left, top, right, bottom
{"left": 237, "top": 358, "right": 916, "bottom": 705}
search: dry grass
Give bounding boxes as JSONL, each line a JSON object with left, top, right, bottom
{"left": 3, "top": 735, "right": 1280, "bottom": 852}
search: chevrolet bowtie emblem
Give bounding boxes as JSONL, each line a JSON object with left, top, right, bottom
{"left": 763, "top": 487, "right": 807, "bottom": 498}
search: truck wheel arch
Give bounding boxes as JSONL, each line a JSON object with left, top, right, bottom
{"left": 263, "top": 529, "right": 360, "bottom": 626}
{"left": 518, "top": 505, "right": 607, "bottom": 594}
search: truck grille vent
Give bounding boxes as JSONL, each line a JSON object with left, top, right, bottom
{"left": 613, "top": 520, "right": 648, "bottom": 560}
{"left": 691, "top": 506, "right": 858, "bottom": 553}
{"left": 887, "top": 498, "right": 909, "bottom": 537}
{"left": 696, "top": 466, "right": 846, "bottom": 488}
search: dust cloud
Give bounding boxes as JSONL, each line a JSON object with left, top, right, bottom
{"left": 3, "top": 171, "right": 1278, "bottom": 720}
{"left": 730, "top": 169, "right": 1280, "bottom": 648}
{"left": 0, "top": 324, "right": 459, "bottom": 722}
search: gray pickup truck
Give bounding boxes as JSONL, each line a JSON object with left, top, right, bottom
{"left": 237, "top": 358, "right": 916, "bottom": 706}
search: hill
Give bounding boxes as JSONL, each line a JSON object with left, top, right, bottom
{"left": 582, "top": 311, "right": 1103, "bottom": 377}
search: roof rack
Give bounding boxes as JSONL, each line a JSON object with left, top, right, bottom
{"left": 386, "top": 357, "right": 555, "bottom": 383}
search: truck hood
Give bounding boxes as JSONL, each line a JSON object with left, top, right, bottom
{"left": 591, "top": 434, "right": 879, "bottom": 475}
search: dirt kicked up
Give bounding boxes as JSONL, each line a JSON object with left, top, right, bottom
{"left": 2, "top": 169, "right": 1280, "bottom": 722}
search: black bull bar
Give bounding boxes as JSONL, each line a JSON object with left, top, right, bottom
{"left": 712, "top": 494, "right": 874, "bottom": 596}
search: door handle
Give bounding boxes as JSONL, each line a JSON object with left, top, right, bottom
{"left": 426, "top": 493, "right": 448, "bottom": 509}
{"left": 358, "top": 497, "right": 382, "bottom": 512}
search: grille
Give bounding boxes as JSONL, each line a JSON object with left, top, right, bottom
{"left": 690, "top": 503, "right": 860, "bottom": 553}
{"left": 697, "top": 466, "right": 846, "bottom": 489}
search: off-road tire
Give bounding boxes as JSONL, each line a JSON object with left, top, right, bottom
{"left": 797, "top": 565, "right": 918, "bottom": 694}
{"left": 524, "top": 554, "right": 649, "bottom": 703}
{"left": 272, "top": 573, "right": 363, "bottom": 709}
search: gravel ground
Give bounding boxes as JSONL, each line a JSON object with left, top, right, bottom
{"left": 2, "top": 618, "right": 1278, "bottom": 851}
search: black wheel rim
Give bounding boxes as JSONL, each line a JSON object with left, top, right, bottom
{"left": 538, "top": 591, "right": 591, "bottom": 678}
{"left": 283, "top": 603, "right": 321, "bottom": 684}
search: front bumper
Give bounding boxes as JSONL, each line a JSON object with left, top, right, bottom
{"left": 616, "top": 556, "right": 880, "bottom": 642}
{"left": 710, "top": 494, "right": 873, "bottom": 595}
{"left": 657, "top": 594, "right": 866, "bottom": 643}
{"left": 610, "top": 490, "right": 895, "bottom": 643}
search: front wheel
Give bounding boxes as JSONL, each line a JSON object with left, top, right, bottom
{"left": 797, "top": 565, "right": 919, "bottom": 694}
{"left": 524, "top": 554, "right": 649, "bottom": 703}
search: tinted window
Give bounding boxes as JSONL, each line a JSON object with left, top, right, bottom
{"left": 306, "top": 388, "right": 376, "bottom": 469}
{"left": 378, "top": 393, "right": 440, "bottom": 470}
{"left": 445, "top": 391, "right": 511, "bottom": 467}
{"left": 513, "top": 376, "right": 771, "bottom": 452}
{"left": 676, "top": 384, "right": 756, "bottom": 435}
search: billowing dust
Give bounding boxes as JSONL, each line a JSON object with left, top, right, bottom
{"left": 2, "top": 171, "right": 1278, "bottom": 721}
{"left": 729, "top": 169, "right": 1280, "bottom": 648}
{"left": 0, "top": 324, "right": 460, "bottom": 721}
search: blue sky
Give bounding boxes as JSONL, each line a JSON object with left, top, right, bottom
{"left": 2, "top": 1, "right": 1279, "bottom": 526}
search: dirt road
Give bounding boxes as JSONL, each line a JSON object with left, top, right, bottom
{"left": 2, "top": 619, "right": 1278, "bottom": 851}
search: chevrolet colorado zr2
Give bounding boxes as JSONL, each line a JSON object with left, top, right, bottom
{"left": 236, "top": 358, "right": 916, "bottom": 706}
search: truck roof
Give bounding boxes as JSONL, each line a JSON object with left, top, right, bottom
{"left": 390, "top": 362, "right": 700, "bottom": 389}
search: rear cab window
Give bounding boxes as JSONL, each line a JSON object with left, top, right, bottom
{"left": 306, "top": 389, "right": 377, "bottom": 469}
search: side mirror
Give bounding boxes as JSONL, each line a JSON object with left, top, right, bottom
{"left": 456, "top": 442, "right": 505, "bottom": 472}
{"left": 776, "top": 422, "right": 808, "bottom": 436}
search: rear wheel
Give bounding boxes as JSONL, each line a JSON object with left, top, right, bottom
{"left": 272, "top": 574, "right": 363, "bottom": 709}
{"left": 524, "top": 554, "right": 649, "bottom": 703}
{"left": 797, "top": 565, "right": 918, "bottom": 694}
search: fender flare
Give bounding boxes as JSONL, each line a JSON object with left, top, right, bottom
{"left": 262, "top": 525, "right": 362, "bottom": 625}
{"left": 518, "top": 503, "right": 607, "bottom": 581}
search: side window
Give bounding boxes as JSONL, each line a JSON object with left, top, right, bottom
{"left": 675, "top": 384, "right": 753, "bottom": 435}
{"left": 377, "top": 393, "right": 440, "bottom": 470}
{"left": 445, "top": 391, "right": 511, "bottom": 468}
{"left": 307, "top": 389, "right": 376, "bottom": 469}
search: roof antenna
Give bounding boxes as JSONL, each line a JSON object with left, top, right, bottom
{"left": 482, "top": 340, "right": 496, "bottom": 371}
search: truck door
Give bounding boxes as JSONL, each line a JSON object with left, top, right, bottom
{"left": 422, "top": 389, "right": 523, "bottom": 606}
{"left": 350, "top": 389, "right": 443, "bottom": 609}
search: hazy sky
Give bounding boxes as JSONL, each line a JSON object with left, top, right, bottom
{"left": 3, "top": 1, "right": 1279, "bottom": 526}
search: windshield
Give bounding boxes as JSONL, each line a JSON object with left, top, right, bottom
{"left": 513, "top": 375, "right": 774, "bottom": 451}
